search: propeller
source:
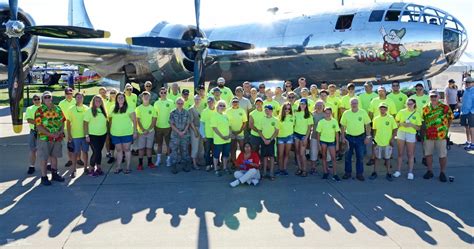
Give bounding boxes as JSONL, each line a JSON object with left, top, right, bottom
{"left": 2, "top": 0, "right": 110, "bottom": 133}
{"left": 125, "top": 0, "right": 254, "bottom": 92}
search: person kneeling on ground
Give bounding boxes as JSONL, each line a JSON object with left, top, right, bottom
{"left": 230, "top": 143, "right": 261, "bottom": 187}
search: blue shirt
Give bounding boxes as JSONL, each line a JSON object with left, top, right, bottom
{"left": 461, "top": 87, "right": 474, "bottom": 115}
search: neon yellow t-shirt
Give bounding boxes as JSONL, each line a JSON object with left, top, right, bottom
{"left": 263, "top": 99, "right": 281, "bottom": 116}
{"left": 409, "top": 94, "right": 429, "bottom": 115}
{"left": 294, "top": 111, "right": 314, "bottom": 135}
{"left": 326, "top": 95, "right": 341, "bottom": 118}
{"left": 200, "top": 107, "right": 215, "bottom": 138}
{"left": 358, "top": 92, "right": 378, "bottom": 112}
{"left": 261, "top": 116, "right": 279, "bottom": 139}
{"left": 226, "top": 107, "right": 248, "bottom": 136}
{"left": 110, "top": 106, "right": 134, "bottom": 137}
{"left": 316, "top": 118, "right": 340, "bottom": 143}
{"left": 83, "top": 108, "right": 107, "bottom": 136}
{"left": 249, "top": 109, "right": 265, "bottom": 136}
{"left": 210, "top": 112, "right": 231, "bottom": 145}
{"left": 395, "top": 108, "right": 422, "bottom": 134}
{"left": 369, "top": 97, "right": 397, "bottom": 117}
{"left": 168, "top": 92, "right": 180, "bottom": 103}
{"left": 153, "top": 99, "right": 174, "bottom": 128}
{"left": 106, "top": 100, "right": 115, "bottom": 115}
{"left": 321, "top": 101, "right": 337, "bottom": 118}
{"left": 125, "top": 93, "right": 138, "bottom": 110}
{"left": 372, "top": 114, "right": 397, "bottom": 146}
{"left": 68, "top": 105, "right": 89, "bottom": 138}
{"left": 216, "top": 86, "right": 234, "bottom": 104}
{"left": 25, "top": 105, "right": 40, "bottom": 130}
{"left": 278, "top": 114, "right": 295, "bottom": 138}
{"left": 59, "top": 98, "right": 76, "bottom": 120}
{"left": 340, "top": 109, "right": 371, "bottom": 136}
{"left": 183, "top": 98, "right": 194, "bottom": 110}
{"left": 340, "top": 95, "right": 359, "bottom": 110}
{"left": 387, "top": 92, "right": 408, "bottom": 112}
{"left": 136, "top": 104, "right": 157, "bottom": 134}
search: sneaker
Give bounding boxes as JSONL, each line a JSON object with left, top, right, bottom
{"left": 205, "top": 165, "right": 213, "bottom": 172}
{"left": 230, "top": 180, "right": 240, "bottom": 188}
{"left": 280, "top": 170, "right": 289, "bottom": 176}
{"left": 366, "top": 159, "right": 375, "bottom": 166}
{"left": 386, "top": 173, "right": 393, "bottom": 181}
{"left": 369, "top": 172, "right": 377, "bottom": 180}
{"left": 96, "top": 168, "right": 104, "bottom": 176}
{"left": 83, "top": 168, "right": 90, "bottom": 176}
{"left": 107, "top": 157, "right": 115, "bottom": 164}
{"left": 356, "top": 174, "right": 365, "bottom": 181}
{"left": 41, "top": 176, "right": 51, "bottom": 186}
{"left": 407, "top": 172, "right": 414, "bottom": 180}
{"left": 148, "top": 162, "right": 156, "bottom": 169}
{"left": 465, "top": 144, "right": 474, "bottom": 151}
{"left": 332, "top": 175, "right": 341, "bottom": 182}
{"left": 251, "top": 179, "right": 259, "bottom": 186}
{"left": 131, "top": 150, "right": 139, "bottom": 156}
{"left": 462, "top": 141, "right": 471, "bottom": 146}
{"left": 27, "top": 166, "right": 35, "bottom": 175}
{"left": 64, "top": 161, "right": 72, "bottom": 167}
{"left": 423, "top": 170, "right": 434, "bottom": 179}
{"left": 70, "top": 171, "right": 76, "bottom": 179}
{"left": 77, "top": 160, "right": 84, "bottom": 166}
{"left": 166, "top": 157, "right": 172, "bottom": 167}
{"left": 106, "top": 152, "right": 112, "bottom": 158}
{"left": 322, "top": 173, "right": 329, "bottom": 179}
{"left": 155, "top": 155, "right": 161, "bottom": 166}
{"left": 393, "top": 171, "right": 401, "bottom": 178}
{"left": 90, "top": 170, "right": 99, "bottom": 177}
{"left": 215, "top": 170, "right": 222, "bottom": 177}
{"left": 342, "top": 173, "right": 351, "bottom": 179}
{"left": 439, "top": 172, "right": 447, "bottom": 182}
{"left": 51, "top": 172, "right": 65, "bottom": 182}
{"left": 137, "top": 164, "right": 144, "bottom": 171}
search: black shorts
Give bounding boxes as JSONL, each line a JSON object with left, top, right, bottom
{"left": 460, "top": 113, "right": 474, "bottom": 127}
{"left": 260, "top": 139, "right": 275, "bottom": 157}
{"left": 249, "top": 135, "right": 261, "bottom": 149}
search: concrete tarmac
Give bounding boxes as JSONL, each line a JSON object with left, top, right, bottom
{"left": 0, "top": 107, "right": 472, "bottom": 248}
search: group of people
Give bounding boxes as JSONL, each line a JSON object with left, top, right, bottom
{"left": 24, "top": 75, "right": 474, "bottom": 187}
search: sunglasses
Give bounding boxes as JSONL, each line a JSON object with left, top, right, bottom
{"left": 126, "top": 89, "right": 132, "bottom": 91}
{"left": 416, "top": 88, "right": 423, "bottom": 90}
{"left": 33, "top": 98, "right": 40, "bottom": 101}
{"left": 285, "top": 85, "right": 292, "bottom": 88}
{"left": 259, "top": 86, "right": 265, "bottom": 89}
{"left": 288, "top": 96, "right": 295, "bottom": 99}
{"left": 66, "top": 92, "right": 73, "bottom": 95}
{"left": 218, "top": 104, "right": 226, "bottom": 108}
{"left": 160, "top": 92, "right": 167, "bottom": 94}
{"left": 392, "top": 84, "right": 400, "bottom": 87}
{"left": 177, "top": 102, "right": 184, "bottom": 105}
{"left": 284, "top": 107, "right": 291, "bottom": 110}
{"left": 145, "top": 85, "right": 152, "bottom": 87}
{"left": 110, "top": 92, "right": 117, "bottom": 95}
{"left": 43, "top": 96, "right": 52, "bottom": 99}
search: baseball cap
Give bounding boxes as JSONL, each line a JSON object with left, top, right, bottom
{"left": 231, "top": 97, "right": 239, "bottom": 103}
{"left": 429, "top": 90, "right": 439, "bottom": 96}
{"left": 254, "top": 97, "right": 263, "bottom": 104}
{"left": 364, "top": 81, "right": 373, "bottom": 87}
{"left": 378, "top": 102, "right": 388, "bottom": 108}
{"left": 264, "top": 105, "right": 273, "bottom": 110}
{"left": 217, "top": 77, "right": 225, "bottom": 83}
{"left": 347, "top": 83, "right": 355, "bottom": 89}
{"left": 415, "top": 83, "right": 424, "bottom": 88}
{"left": 377, "top": 86, "right": 386, "bottom": 91}
{"left": 300, "top": 98, "right": 308, "bottom": 104}
{"left": 197, "top": 84, "right": 205, "bottom": 90}
{"left": 448, "top": 79, "right": 455, "bottom": 83}
{"left": 465, "top": 77, "right": 474, "bottom": 83}
{"left": 207, "top": 96, "right": 215, "bottom": 102}
{"left": 182, "top": 89, "right": 190, "bottom": 95}
{"left": 212, "top": 87, "right": 221, "bottom": 93}
{"left": 65, "top": 87, "right": 73, "bottom": 94}
{"left": 43, "top": 91, "right": 53, "bottom": 97}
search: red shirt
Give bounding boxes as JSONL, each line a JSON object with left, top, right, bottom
{"left": 235, "top": 152, "right": 260, "bottom": 171}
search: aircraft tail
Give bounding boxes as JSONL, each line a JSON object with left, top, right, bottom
{"left": 68, "top": 0, "right": 94, "bottom": 29}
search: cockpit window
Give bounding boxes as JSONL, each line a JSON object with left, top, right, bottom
{"left": 335, "top": 14, "right": 354, "bottom": 30}
{"left": 369, "top": 10, "right": 385, "bottom": 22}
{"left": 385, "top": 10, "right": 401, "bottom": 21}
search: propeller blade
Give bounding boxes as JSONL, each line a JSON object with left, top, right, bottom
{"left": 24, "top": 26, "right": 110, "bottom": 39}
{"left": 194, "top": 0, "right": 201, "bottom": 35}
{"left": 193, "top": 50, "right": 204, "bottom": 93}
{"left": 7, "top": 37, "right": 24, "bottom": 133}
{"left": 9, "top": 0, "right": 18, "bottom": 21}
{"left": 209, "top": 40, "right": 255, "bottom": 51}
{"left": 126, "top": 36, "right": 194, "bottom": 48}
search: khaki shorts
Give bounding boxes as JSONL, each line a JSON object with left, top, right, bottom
{"left": 375, "top": 145, "right": 392, "bottom": 160}
{"left": 37, "top": 140, "right": 62, "bottom": 161}
{"left": 423, "top": 139, "right": 447, "bottom": 158}
{"left": 137, "top": 130, "right": 155, "bottom": 149}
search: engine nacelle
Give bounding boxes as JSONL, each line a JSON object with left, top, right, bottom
{"left": 0, "top": 3, "right": 39, "bottom": 77}
{"left": 146, "top": 22, "right": 202, "bottom": 83}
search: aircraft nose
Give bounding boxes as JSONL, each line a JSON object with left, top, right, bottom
{"left": 442, "top": 14, "right": 468, "bottom": 65}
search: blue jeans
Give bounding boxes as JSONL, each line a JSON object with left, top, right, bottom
{"left": 345, "top": 134, "right": 365, "bottom": 175}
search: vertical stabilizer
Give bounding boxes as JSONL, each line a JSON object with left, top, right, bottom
{"left": 68, "top": 0, "right": 94, "bottom": 29}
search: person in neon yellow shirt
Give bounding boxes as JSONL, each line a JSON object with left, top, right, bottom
{"left": 387, "top": 80, "right": 408, "bottom": 112}
{"left": 124, "top": 83, "right": 138, "bottom": 110}
{"left": 277, "top": 102, "right": 294, "bottom": 175}
{"left": 215, "top": 77, "right": 234, "bottom": 104}
{"left": 84, "top": 95, "right": 108, "bottom": 177}
{"left": 316, "top": 107, "right": 340, "bottom": 181}
{"left": 309, "top": 84, "right": 319, "bottom": 103}
{"left": 319, "top": 90, "right": 337, "bottom": 118}
{"left": 263, "top": 88, "right": 281, "bottom": 116}
{"left": 211, "top": 100, "right": 232, "bottom": 176}
{"left": 340, "top": 83, "right": 359, "bottom": 112}
{"left": 153, "top": 87, "right": 175, "bottom": 167}
{"left": 25, "top": 94, "right": 42, "bottom": 174}
{"left": 327, "top": 84, "right": 342, "bottom": 119}
{"left": 309, "top": 100, "right": 325, "bottom": 174}
{"left": 258, "top": 105, "right": 279, "bottom": 180}
{"left": 359, "top": 82, "right": 378, "bottom": 112}
{"left": 249, "top": 98, "right": 265, "bottom": 152}
{"left": 394, "top": 98, "right": 421, "bottom": 180}
{"left": 67, "top": 92, "right": 90, "bottom": 178}
{"left": 105, "top": 88, "right": 117, "bottom": 164}
{"left": 58, "top": 87, "right": 79, "bottom": 167}
{"left": 286, "top": 91, "right": 298, "bottom": 112}
{"left": 227, "top": 97, "right": 248, "bottom": 165}
{"left": 294, "top": 88, "right": 315, "bottom": 112}
{"left": 370, "top": 103, "right": 397, "bottom": 181}
{"left": 168, "top": 82, "right": 181, "bottom": 103}
{"left": 136, "top": 92, "right": 158, "bottom": 170}
{"left": 109, "top": 92, "right": 138, "bottom": 174}
{"left": 181, "top": 89, "right": 194, "bottom": 110}
{"left": 409, "top": 83, "right": 430, "bottom": 115}
{"left": 200, "top": 97, "right": 216, "bottom": 171}
{"left": 294, "top": 98, "right": 314, "bottom": 177}
{"left": 369, "top": 86, "right": 397, "bottom": 119}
